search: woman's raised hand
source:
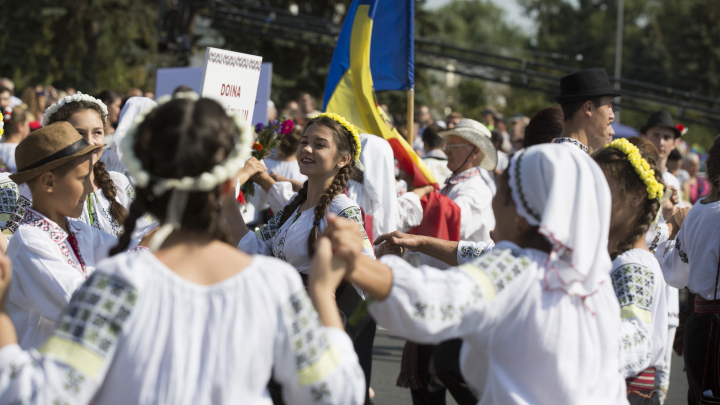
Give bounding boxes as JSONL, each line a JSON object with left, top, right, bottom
{"left": 237, "top": 158, "right": 266, "bottom": 185}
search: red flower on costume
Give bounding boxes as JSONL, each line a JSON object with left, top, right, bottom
{"left": 252, "top": 142, "right": 263, "bottom": 151}
{"left": 281, "top": 119, "right": 294, "bottom": 135}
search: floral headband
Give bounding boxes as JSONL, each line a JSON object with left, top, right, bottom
{"left": 315, "top": 112, "right": 362, "bottom": 162}
{"left": 607, "top": 138, "right": 664, "bottom": 199}
{"left": 42, "top": 92, "right": 109, "bottom": 127}
{"left": 121, "top": 92, "right": 253, "bottom": 251}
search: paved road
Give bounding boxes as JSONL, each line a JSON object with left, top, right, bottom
{"left": 371, "top": 327, "right": 688, "bottom": 405}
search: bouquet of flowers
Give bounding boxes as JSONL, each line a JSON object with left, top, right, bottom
{"left": 240, "top": 117, "right": 295, "bottom": 197}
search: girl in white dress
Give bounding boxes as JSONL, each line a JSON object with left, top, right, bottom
{"left": 594, "top": 139, "right": 669, "bottom": 404}
{"left": 0, "top": 97, "right": 365, "bottom": 405}
{"left": 231, "top": 113, "right": 376, "bottom": 402}
{"left": 44, "top": 93, "right": 156, "bottom": 239}
{"left": 319, "top": 144, "right": 630, "bottom": 405}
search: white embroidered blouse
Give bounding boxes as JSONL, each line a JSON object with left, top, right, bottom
{"left": 612, "top": 249, "right": 668, "bottom": 378}
{"left": 369, "top": 241, "right": 628, "bottom": 404}
{"left": 0, "top": 253, "right": 365, "bottom": 405}
{"left": 76, "top": 171, "right": 157, "bottom": 240}
{"left": 440, "top": 167, "right": 495, "bottom": 243}
{"left": 0, "top": 173, "right": 30, "bottom": 240}
{"left": 663, "top": 199, "right": 720, "bottom": 300}
{"left": 239, "top": 194, "right": 375, "bottom": 276}
{"left": 6, "top": 208, "right": 119, "bottom": 349}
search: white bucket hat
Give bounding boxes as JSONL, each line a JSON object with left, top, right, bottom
{"left": 438, "top": 118, "right": 498, "bottom": 171}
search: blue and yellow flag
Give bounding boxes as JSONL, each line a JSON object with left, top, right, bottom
{"left": 323, "top": 0, "right": 438, "bottom": 188}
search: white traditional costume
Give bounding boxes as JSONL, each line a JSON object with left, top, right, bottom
{"left": 0, "top": 142, "right": 18, "bottom": 173}
{"left": 612, "top": 249, "right": 668, "bottom": 390}
{"left": 240, "top": 194, "right": 375, "bottom": 277}
{"left": 0, "top": 251, "right": 365, "bottom": 405}
{"left": 6, "top": 208, "right": 120, "bottom": 349}
{"left": 368, "top": 144, "right": 628, "bottom": 404}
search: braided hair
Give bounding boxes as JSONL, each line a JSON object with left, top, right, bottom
{"left": 593, "top": 145, "right": 664, "bottom": 259}
{"left": 109, "top": 98, "right": 236, "bottom": 255}
{"left": 47, "top": 100, "right": 127, "bottom": 226}
{"left": 276, "top": 116, "right": 358, "bottom": 258}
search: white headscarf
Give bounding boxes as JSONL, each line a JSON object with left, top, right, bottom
{"left": 346, "top": 133, "right": 399, "bottom": 239}
{"left": 114, "top": 97, "right": 158, "bottom": 168}
{"left": 508, "top": 143, "right": 612, "bottom": 297}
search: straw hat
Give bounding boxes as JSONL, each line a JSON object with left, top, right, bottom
{"left": 438, "top": 118, "right": 498, "bottom": 171}
{"left": 10, "top": 122, "right": 102, "bottom": 184}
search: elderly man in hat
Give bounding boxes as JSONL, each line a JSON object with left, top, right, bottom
{"left": 552, "top": 68, "right": 620, "bottom": 154}
{"left": 438, "top": 119, "right": 497, "bottom": 245}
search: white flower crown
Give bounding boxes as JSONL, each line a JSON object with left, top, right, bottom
{"left": 120, "top": 93, "right": 254, "bottom": 197}
{"left": 42, "top": 92, "right": 109, "bottom": 127}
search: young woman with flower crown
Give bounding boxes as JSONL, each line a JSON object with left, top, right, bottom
{"left": 230, "top": 113, "right": 376, "bottom": 402}
{"left": 44, "top": 92, "right": 156, "bottom": 240}
{"left": 0, "top": 97, "right": 366, "bottom": 405}
{"left": 593, "top": 138, "right": 669, "bottom": 405}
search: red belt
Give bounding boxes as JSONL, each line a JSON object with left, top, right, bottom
{"left": 695, "top": 294, "right": 720, "bottom": 314}
{"left": 626, "top": 367, "right": 656, "bottom": 393}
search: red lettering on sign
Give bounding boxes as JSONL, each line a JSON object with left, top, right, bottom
{"left": 220, "top": 84, "right": 242, "bottom": 99}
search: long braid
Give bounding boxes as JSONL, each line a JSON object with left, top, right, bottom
{"left": 93, "top": 161, "right": 127, "bottom": 225}
{"left": 307, "top": 164, "right": 353, "bottom": 258}
{"left": 613, "top": 194, "right": 662, "bottom": 259}
{"left": 279, "top": 182, "right": 309, "bottom": 226}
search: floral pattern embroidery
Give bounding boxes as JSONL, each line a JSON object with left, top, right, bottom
{"left": 621, "top": 330, "right": 648, "bottom": 349}
{"left": 648, "top": 226, "right": 661, "bottom": 254}
{"left": 677, "top": 237, "right": 689, "bottom": 264}
{"left": 458, "top": 242, "right": 488, "bottom": 261}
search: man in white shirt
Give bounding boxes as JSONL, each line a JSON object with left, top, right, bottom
{"left": 438, "top": 118, "right": 497, "bottom": 243}
{"left": 552, "top": 68, "right": 620, "bottom": 154}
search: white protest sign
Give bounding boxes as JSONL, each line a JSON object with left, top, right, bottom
{"left": 200, "top": 47, "right": 262, "bottom": 122}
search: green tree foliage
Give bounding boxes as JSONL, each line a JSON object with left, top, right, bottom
{"left": 0, "top": 0, "right": 159, "bottom": 94}
{"left": 519, "top": 0, "right": 720, "bottom": 147}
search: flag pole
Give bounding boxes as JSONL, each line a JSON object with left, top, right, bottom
{"left": 406, "top": 87, "right": 414, "bottom": 144}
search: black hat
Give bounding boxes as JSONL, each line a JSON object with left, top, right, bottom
{"left": 555, "top": 68, "right": 622, "bottom": 104}
{"left": 640, "top": 111, "right": 681, "bottom": 139}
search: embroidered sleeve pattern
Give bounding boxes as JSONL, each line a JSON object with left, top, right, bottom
{"left": 611, "top": 263, "right": 659, "bottom": 377}
{"left": 337, "top": 206, "right": 374, "bottom": 253}
{"left": 460, "top": 247, "right": 531, "bottom": 302}
{"left": 0, "top": 273, "right": 137, "bottom": 404}
{"left": 457, "top": 240, "right": 493, "bottom": 265}
{"left": 125, "top": 184, "right": 136, "bottom": 200}
{"left": 283, "top": 292, "right": 338, "bottom": 388}
{"left": 274, "top": 288, "right": 365, "bottom": 405}
{"left": 612, "top": 264, "right": 654, "bottom": 323}
{"left": 0, "top": 180, "right": 19, "bottom": 227}
{"left": 256, "top": 208, "right": 285, "bottom": 242}
{"left": 396, "top": 193, "right": 422, "bottom": 232}
{"left": 676, "top": 237, "right": 689, "bottom": 264}
{"left": 370, "top": 248, "right": 531, "bottom": 344}
{"left": 3, "top": 194, "right": 31, "bottom": 238}
{"left": 39, "top": 272, "right": 137, "bottom": 379}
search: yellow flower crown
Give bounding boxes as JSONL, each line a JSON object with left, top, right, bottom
{"left": 315, "top": 112, "right": 362, "bottom": 160}
{"left": 607, "top": 138, "right": 664, "bottom": 199}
